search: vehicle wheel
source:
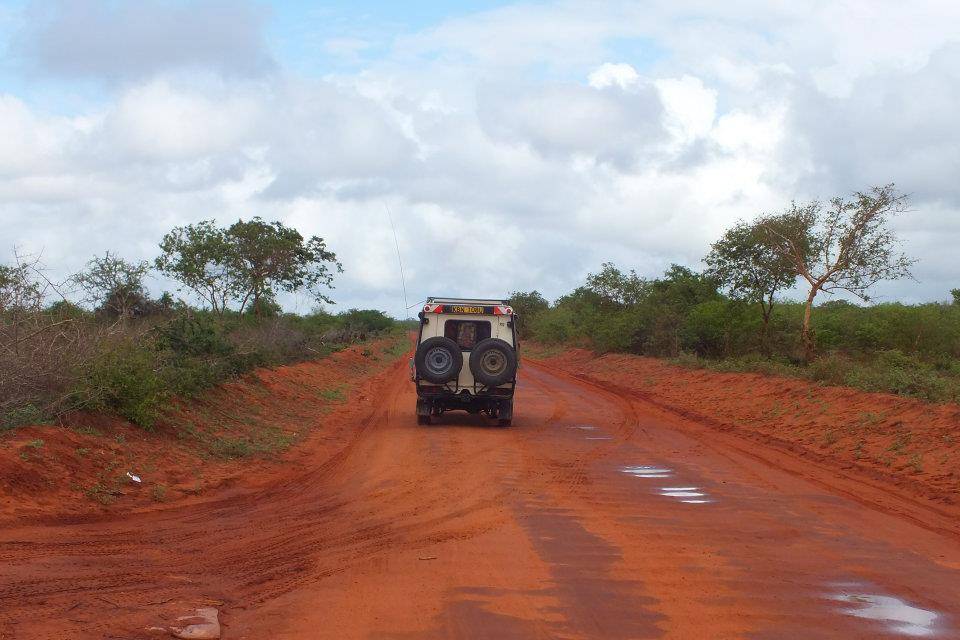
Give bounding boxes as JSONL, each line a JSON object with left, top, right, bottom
{"left": 469, "top": 339, "right": 517, "bottom": 387}
{"left": 414, "top": 337, "right": 463, "bottom": 384}
{"left": 497, "top": 399, "right": 513, "bottom": 427}
{"left": 417, "top": 414, "right": 431, "bottom": 425}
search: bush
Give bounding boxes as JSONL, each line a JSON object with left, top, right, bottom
{"left": 74, "top": 342, "right": 168, "bottom": 429}
{"left": 806, "top": 353, "right": 855, "bottom": 386}
{"left": 337, "top": 308, "right": 394, "bottom": 334}
{"left": 521, "top": 262, "right": 960, "bottom": 404}
{"left": 156, "top": 314, "right": 233, "bottom": 358}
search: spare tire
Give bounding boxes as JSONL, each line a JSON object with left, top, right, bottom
{"left": 415, "top": 336, "right": 463, "bottom": 384}
{"left": 469, "top": 338, "right": 517, "bottom": 387}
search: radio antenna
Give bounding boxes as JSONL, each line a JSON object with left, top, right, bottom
{"left": 383, "top": 203, "right": 410, "bottom": 319}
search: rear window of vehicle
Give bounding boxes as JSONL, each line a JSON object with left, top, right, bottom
{"left": 444, "top": 320, "right": 491, "bottom": 350}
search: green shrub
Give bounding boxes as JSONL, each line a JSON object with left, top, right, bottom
{"left": 1, "top": 404, "right": 46, "bottom": 431}
{"left": 337, "top": 308, "right": 395, "bottom": 334}
{"left": 74, "top": 342, "right": 168, "bottom": 429}
{"left": 806, "top": 353, "right": 855, "bottom": 386}
{"left": 156, "top": 314, "right": 233, "bottom": 357}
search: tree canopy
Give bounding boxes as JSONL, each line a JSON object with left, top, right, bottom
{"left": 758, "top": 184, "right": 914, "bottom": 360}
{"left": 74, "top": 252, "right": 151, "bottom": 319}
{"left": 156, "top": 218, "right": 342, "bottom": 315}
{"left": 705, "top": 220, "right": 799, "bottom": 351}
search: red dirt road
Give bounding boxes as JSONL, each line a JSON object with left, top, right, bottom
{"left": 2, "top": 357, "right": 959, "bottom": 639}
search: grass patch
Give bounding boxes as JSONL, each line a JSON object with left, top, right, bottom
{"left": 73, "top": 425, "right": 104, "bottom": 437}
{"left": 670, "top": 349, "right": 960, "bottom": 404}
{"left": 206, "top": 425, "right": 296, "bottom": 460}
{"left": 1, "top": 405, "right": 46, "bottom": 431}
{"left": 382, "top": 336, "right": 410, "bottom": 359}
{"left": 318, "top": 387, "right": 347, "bottom": 403}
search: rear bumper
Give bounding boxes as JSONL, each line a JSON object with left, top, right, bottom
{"left": 416, "top": 383, "right": 514, "bottom": 399}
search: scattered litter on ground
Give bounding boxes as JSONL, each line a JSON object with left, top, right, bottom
{"left": 126, "top": 472, "right": 142, "bottom": 484}
{"left": 169, "top": 606, "right": 220, "bottom": 639}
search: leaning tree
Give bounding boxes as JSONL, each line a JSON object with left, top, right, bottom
{"left": 758, "top": 184, "right": 914, "bottom": 361}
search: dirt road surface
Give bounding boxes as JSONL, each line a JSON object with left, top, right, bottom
{"left": 2, "top": 357, "right": 959, "bottom": 639}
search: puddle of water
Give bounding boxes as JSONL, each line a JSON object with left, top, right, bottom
{"left": 830, "top": 593, "right": 940, "bottom": 637}
{"left": 621, "top": 465, "right": 672, "bottom": 478}
{"left": 659, "top": 486, "right": 714, "bottom": 504}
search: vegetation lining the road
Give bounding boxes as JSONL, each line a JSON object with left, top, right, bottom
{"left": 0, "top": 333, "right": 409, "bottom": 517}
{"left": 1, "top": 217, "right": 407, "bottom": 431}
{"left": 528, "top": 344, "right": 960, "bottom": 505}
{"left": 1, "top": 216, "right": 417, "bottom": 514}
{"left": 511, "top": 185, "right": 960, "bottom": 404}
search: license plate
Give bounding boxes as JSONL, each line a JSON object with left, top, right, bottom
{"left": 449, "top": 305, "right": 486, "bottom": 314}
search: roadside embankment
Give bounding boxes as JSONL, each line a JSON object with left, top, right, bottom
{"left": 0, "top": 334, "right": 409, "bottom": 521}
{"left": 527, "top": 344, "right": 960, "bottom": 508}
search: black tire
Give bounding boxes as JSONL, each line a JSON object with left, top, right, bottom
{"left": 497, "top": 399, "right": 513, "bottom": 427}
{"left": 469, "top": 338, "right": 517, "bottom": 387}
{"left": 415, "top": 337, "right": 463, "bottom": 384}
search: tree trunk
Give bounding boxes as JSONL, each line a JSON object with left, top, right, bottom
{"left": 801, "top": 289, "right": 817, "bottom": 363}
{"left": 760, "top": 315, "right": 770, "bottom": 357}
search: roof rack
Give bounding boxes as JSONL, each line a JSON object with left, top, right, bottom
{"left": 426, "top": 296, "right": 510, "bottom": 305}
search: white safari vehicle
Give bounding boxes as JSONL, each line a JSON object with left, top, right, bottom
{"left": 412, "top": 297, "right": 518, "bottom": 426}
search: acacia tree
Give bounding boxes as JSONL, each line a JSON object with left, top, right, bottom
{"left": 74, "top": 252, "right": 150, "bottom": 319}
{"left": 156, "top": 218, "right": 341, "bottom": 315}
{"left": 155, "top": 221, "right": 240, "bottom": 315}
{"left": 226, "top": 217, "right": 342, "bottom": 314}
{"left": 705, "top": 220, "right": 800, "bottom": 354}
{"left": 758, "top": 184, "right": 914, "bottom": 361}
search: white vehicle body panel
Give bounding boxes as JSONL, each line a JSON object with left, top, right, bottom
{"left": 419, "top": 312, "right": 515, "bottom": 391}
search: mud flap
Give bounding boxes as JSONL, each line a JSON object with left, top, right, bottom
{"left": 416, "top": 398, "right": 432, "bottom": 425}
{"left": 497, "top": 400, "right": 513, "bottom": 426}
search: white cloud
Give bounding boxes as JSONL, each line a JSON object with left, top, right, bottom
{"left": 104, "top": 79, "right": 264, "bottom": 161}
{"left": 2, "top": 0, "right": 960, "bottom": 311}
{"left": 655, "top": 75, "right": 716, "bottom": 147}
{"left": 18, "top": 0, "right": 274, "bottom": 80}
{"left": 588, "top": 63, "right": 641, "bottom": 90}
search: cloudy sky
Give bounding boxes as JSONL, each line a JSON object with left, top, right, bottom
{"left": 1, "top": 0, "right": 958, "bottom": 316}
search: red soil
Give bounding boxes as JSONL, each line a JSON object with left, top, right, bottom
{"left": 528, "top": 345, "right": 960, "bottom": 509}
{"left": 0, "top": 336, "right": 407, "bottom": 522}
{"left": 3, "top": 338, "right": 960, "bottom": 638}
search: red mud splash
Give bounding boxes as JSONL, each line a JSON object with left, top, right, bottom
{"left": 529, "top": 346, "right": 960, "bottom": 507}
{"left": 0, "top": 336, "right": 408, "bottom": 522}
